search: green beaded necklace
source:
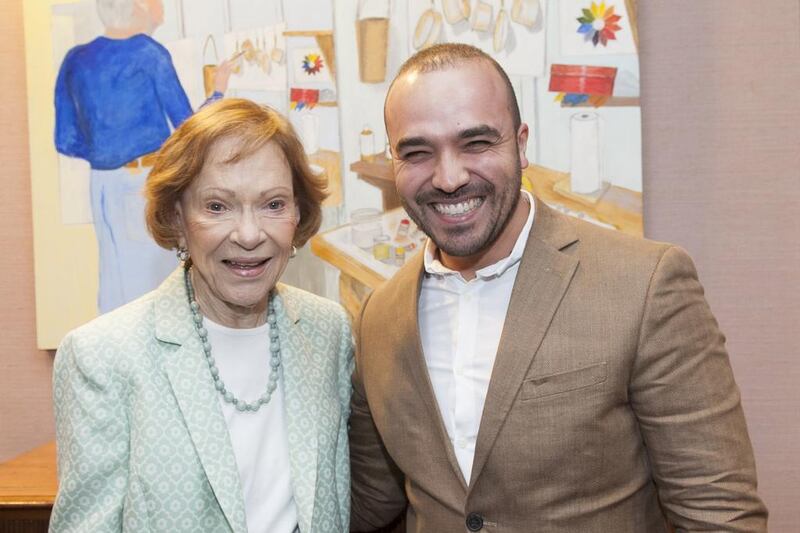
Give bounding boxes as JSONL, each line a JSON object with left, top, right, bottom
{"left": 184, "top": 267, "right": 282, "bottom": 413}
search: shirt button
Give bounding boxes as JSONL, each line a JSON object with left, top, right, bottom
{"left": 466, "top": 512, "right": 484, "bottom": 531}
{"left": 456, "top": 438, "right": 467, "bottom": 449}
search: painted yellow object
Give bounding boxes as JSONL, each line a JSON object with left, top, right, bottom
{"left": 522, "top": 174, "right": 534, "bottom": 193}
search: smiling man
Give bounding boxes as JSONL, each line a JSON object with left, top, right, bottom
{"left": 349, "top": 44, "right": 766, "bottom": 533}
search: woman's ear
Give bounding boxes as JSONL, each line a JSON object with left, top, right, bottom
{"left": 174, "top": 200, "right": 187, "bottom": 248}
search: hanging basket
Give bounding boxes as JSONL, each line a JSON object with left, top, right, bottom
{"left": 470, "top": 0, "right": 493, "bottom": 32}
{"left": 442, "top": 0, "right": 470, "bottom": 24}
{"left": 202, "top": 34, "right": 219, "bottom": 97}
{"left": 494, "top": 2, "right": 510, "bottom": 52}
{"left": 412, "top": 2, "right": 442, "bottom": 50}
{"left": 511, "top": 0, "right": 541, "bottom": 29}
{"left": 356, "top": 0, "right": 391, "bottom": 83}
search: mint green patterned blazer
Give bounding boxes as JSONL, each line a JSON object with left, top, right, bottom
{"left": 50, "top": 268, "right": 353, "bottom": 533}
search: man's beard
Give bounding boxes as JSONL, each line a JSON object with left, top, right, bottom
{"left": 400, "top": 168, "right": 522, "bottom": 259}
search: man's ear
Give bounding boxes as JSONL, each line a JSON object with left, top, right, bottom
{"left": 516, "top": 123, "right": 530, "bottom": 170}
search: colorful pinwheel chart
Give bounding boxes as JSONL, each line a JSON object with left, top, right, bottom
{"left": 577, "top": 2, "right": 623, "bottom": 47}
{"left": 301, "top": 54, "right": 324, "bottom": 75}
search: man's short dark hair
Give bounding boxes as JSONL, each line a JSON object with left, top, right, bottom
{"left": 390, "top": 43, "right": 522, "bottom": 131}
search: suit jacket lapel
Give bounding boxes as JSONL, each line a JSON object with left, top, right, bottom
{"left": 397, "top": 253, "right": 470, "bottom": 491}
{"left": 155, "top": 269, "right": 248, "bottom": 533}
{"left": 469, "top": 199, "right": 580, "bottom": 488}
{"left": 274, "top": 285, "right": 319, "bottom": 533}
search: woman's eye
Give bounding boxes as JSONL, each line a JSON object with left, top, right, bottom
{"left": 268, "top": 200, "right": 286, "bottom": 210}
{"left": 207, "top": 202, "right": 226, "bottom": 212}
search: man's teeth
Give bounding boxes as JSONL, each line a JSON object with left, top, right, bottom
{"left": 433, "top": 198, "right": 483, "bottom": 216}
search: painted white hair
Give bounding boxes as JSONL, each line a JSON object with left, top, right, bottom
{"left": 96, "top": 0, "right": 136, "bottom": 29}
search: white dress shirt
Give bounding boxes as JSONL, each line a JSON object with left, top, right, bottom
{"left": 418, "top": 191, "right": 534, "bottom": 484}
{"left": 205, "top": 318, "right": 299, "bottom": 533}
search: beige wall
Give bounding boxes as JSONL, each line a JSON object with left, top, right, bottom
{"left": 640, "top": 1, "right": 800, "bottom": 530}
{"left": 0, "top": 0, "right": 55, "bottom": 460}
{"left": 1, "top": 0, "right": 797, "bottom": 529}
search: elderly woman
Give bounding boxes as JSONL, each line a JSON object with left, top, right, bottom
{"left": 50, "top": 99, "right": 352, "bottom": 533}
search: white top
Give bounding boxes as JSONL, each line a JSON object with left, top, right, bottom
{"left": 205, "top": 318, "right": 299, "bottom": 533}
{"left": 418, "top": 190, "right": 535, "bottom": 484}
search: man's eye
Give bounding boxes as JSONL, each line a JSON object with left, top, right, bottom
{"left": 465, "top": 140, "right": 491, "bottom": 151}
{"left": 402, "top": 151, "right": 430, "bottom": 161}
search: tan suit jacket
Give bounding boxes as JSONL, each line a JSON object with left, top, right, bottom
{"left": 350, "top": 199, "right": 767, "bottom": 532}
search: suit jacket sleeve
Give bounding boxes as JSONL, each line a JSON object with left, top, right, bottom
{"left": 630, "top": 246, "right": 768, "bottom": 531}
{"left": 50, "top": 331, "right": 130, "bottom": 533}
{"left": 349, "top": 294, "right": 407, "bottom": 532}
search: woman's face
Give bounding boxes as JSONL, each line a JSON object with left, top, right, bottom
{"left": 175, "top": 137, "right": 298, "bottom": 327}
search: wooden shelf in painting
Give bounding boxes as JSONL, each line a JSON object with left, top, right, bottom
{"left": 560, "top": 96, "right": 641, "bottom": 108}
{"left": 282, "top": 30, "right": 336, "bottom": 78}
{"left": 282, "top": 30, "right": 333, "bottom": 37}
{"left": 350, "top": 156, "right": 399, "bottom": 210}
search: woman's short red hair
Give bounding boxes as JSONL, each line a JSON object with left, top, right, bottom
{"left": 145, "top": 98, "right": 327, "bottom": 249}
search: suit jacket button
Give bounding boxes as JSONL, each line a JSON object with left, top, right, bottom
{"left": 466, "top": 512, "right": 484, "bottom": 531}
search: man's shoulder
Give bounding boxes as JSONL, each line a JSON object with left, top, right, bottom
{"left": 537, "top": 204, "right": 672, "bottom": 272}
{"left": 363, "top": 256, "right": 421, "bottom": 316}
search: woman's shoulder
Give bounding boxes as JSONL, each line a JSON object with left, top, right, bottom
{"left": 54, "top": 292, "right": 160, "bottom": 387}
{"left": 276, "top": 283, "right": 348, "bottom": 321}
{"left": 60, "top": 291, "right": 157, "bottom": 354}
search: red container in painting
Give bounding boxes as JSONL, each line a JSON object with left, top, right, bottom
{"left": 549, "top": 64, "right": 617, "bottom": 96}
{"left": 290, "top": 88, "right": 319, "bottom": 107}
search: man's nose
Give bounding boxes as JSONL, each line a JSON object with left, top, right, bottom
{"left": 431, "top": 152, "right": 470, "bottom": 193}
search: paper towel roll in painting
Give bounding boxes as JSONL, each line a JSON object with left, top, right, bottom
{"left": 301, "top": 113, "right": 319, "bottom": 155}
{"left": 570, "top": 112, "right": 602, "bottom": 193}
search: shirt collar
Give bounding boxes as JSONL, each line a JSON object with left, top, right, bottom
{"left": 423, "top": 190, "right": 535, "bottom": 280}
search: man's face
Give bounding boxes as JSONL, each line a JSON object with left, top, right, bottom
{"left": 385, "top": 61, "right": 529, "bottom": 264}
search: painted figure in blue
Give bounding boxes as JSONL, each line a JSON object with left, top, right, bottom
{"left": 54, "top": 0, "right": 233, "bottom": 313}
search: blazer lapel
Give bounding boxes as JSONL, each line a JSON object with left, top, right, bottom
{"left": 469, "top": 200, "right": 580, "bottom": 488}
{"left": 274, "top": 285, "right": 319, "bottom": 533}
{"left": 396, "top": 253, "right": 470, "bottom": 491}
{"left": 155, "top": 269, "right": 248, "bottom": 533}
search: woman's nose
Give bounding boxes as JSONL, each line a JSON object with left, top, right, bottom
{"left": 230, "top": 210, "right": 265, "bottom": 249}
